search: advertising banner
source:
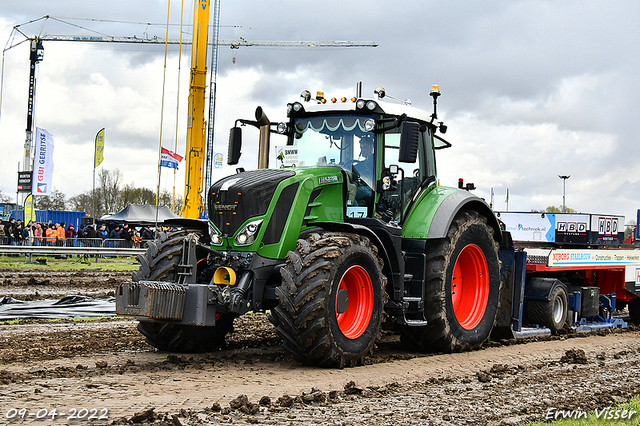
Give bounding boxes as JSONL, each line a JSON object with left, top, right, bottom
{"left": 213, "top": 152, "right": 224, "bottom": 169}
{"left": 590, "top": 215, "right": 624, "bottom": 245}
{"left": 32, "top": 127, "right": 54, "bottom": 195}
{"left": 554, "top": 214, "right": 590, "bottom": 244}
{"left": 274, "top": 146, "right": 299, "bottom": 168}
{"left": 23, "top": 194, "right": 36, "bottom": 224}
{"left": 496, "top": 212, "right": 555, "bottom": 242}
{"left": 94, "top": 128, "right": 105, "bottom": 168}
{"left": 17, "top": 171, "right": 32, "bottom": 193}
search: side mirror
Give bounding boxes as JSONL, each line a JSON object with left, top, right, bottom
{"left": 228, "top": 127, "right": 242, "bottom": 165}
{"left": 398, "top": 121, "right": 420, "bottom": 163}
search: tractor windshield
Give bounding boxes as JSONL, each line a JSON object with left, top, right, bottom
{"left": 290, "top": 114, "right": 375, "bottom": 172}
{"left": 290, "top": 114, "right": 376, "bottom": 213}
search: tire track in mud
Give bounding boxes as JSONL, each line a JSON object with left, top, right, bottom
{"left": 1, "top": 314, "right": 639, "bottom": 425}
{"left": 2, "top": 269, "right": 640, "bottom": 424}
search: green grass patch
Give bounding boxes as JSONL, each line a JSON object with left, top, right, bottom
{"left": 528, "top": 395, "right": 640, "bottom": 425}
{"left": 0, "top": 255, "right": 139, "bottom": 271}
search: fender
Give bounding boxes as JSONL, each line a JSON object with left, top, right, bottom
{"left": 403, "top": 185, "right": 501, "bottom": 242}
{"left": 310, "top": 221, "right": 396, "bottom": 291}
{"left": 524, "top": 277, "right": 566, "bottom": 301}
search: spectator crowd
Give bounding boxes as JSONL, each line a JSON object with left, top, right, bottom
{"left": 0, "top": 218, "right": 155, "bottom": 248}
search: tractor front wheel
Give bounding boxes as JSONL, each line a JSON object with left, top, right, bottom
{"left": 133, "top": 230, "right": 235, "bottom": 353}
{"left": 269, "top": 232, "right": 387, "bottom": 367}
{"left": 401, "top": 210, "right": 501, "bottom": 352}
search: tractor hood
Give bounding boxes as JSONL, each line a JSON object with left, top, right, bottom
{"left": 207, "top": 167, "right": 346, "bottom": 259}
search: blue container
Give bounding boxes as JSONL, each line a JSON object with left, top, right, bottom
{"left": 9, "top": 210, "right": 86, "bottom": 230}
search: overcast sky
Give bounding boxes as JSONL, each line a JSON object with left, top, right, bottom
{"left": 0, "top": 1, "right": 638, "bottom": 225}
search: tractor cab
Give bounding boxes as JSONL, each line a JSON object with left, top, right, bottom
{"left": 279, "top": 88, "right": 446, "bottom": 225}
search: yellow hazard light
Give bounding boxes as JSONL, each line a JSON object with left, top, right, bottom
{"left": 431, "top": 84, "right": 440, "bottom": 93}
{"left": 316, "top": 91, "right": 324, "bottom": 100}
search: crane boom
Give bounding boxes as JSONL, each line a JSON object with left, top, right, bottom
{"left": 36, "top": 34, "right": 379, "bottom": 48}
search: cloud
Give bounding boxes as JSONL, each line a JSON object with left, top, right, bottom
{"left": 0, "top": 1, "right": 638, "bottom": 225}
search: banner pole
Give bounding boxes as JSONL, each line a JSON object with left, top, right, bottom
{"left": 92, "top": 167, "right": 95, "bottom": 225}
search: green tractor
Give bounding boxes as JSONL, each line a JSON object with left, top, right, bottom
{"left": 116, "top": 85, "right": 502, "bottom": 367}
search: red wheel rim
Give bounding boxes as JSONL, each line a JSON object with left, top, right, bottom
{"left": 451, "top": 244, "right": 489, "bottom": 330}
{"left": 336, "top": 265, "right": 374, "bottom": 339}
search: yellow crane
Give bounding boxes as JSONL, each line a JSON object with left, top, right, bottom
{"left": 182, "top": 0, "right": 210, "bottom": 219}
{"left": 3, "top": 12, "right": 378, "bottom": 219}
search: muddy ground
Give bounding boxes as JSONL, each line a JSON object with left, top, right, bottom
{"left": 1, "top": 268, "right": 640, "bottom": 425}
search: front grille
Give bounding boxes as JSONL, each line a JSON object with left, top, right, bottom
{"left": 208, "top": 170, "right": 295, "bottom": 236}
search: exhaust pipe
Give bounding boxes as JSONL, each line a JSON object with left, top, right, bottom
{"left": 255, "top": 106, "right": 270, "bottom": 169}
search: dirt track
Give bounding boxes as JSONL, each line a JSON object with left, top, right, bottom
{"left": 1, "top": 268, "right": 640, "bottom": 425}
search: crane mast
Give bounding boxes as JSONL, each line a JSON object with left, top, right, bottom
{"left": 181, "top": 0, "right": 210, "bottom": 218}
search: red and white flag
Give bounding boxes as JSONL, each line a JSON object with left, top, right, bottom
{"left": 160, "top": 147, "right": 183, "bottom": 169}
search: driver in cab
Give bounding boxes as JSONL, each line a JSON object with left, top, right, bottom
{"left": 353, "top": 134, "right": 375, "bottom": 208}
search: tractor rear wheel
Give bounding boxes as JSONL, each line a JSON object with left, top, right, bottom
{"left": 401, "top": 210, "right": 501, "bottom": 352}
{"left": 133, "top": 230, "right": 234, "bottom": 353}
{"left": 525, "top": 285, "right": 568, "bottom": 333}
{"left": 269, "top": 232, "right": 387, "bottom": 367}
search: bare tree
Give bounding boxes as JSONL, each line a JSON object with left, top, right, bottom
{"left": 159, "top": 190, "right": 183, "bottom": 214}
{"left": 34, "top": 188, "right": 66, "bottom": 210}
{"left": 121, "top": 183, "right": 156, "bottom": 206}
{"left": 0, "top": 189, "right": 13, "bottom": 203}
{"left": 68, "top": 192, "right": 94, "bottom": 216}
{"left": 97, "top": 169, "right": 123, "bottom": 215}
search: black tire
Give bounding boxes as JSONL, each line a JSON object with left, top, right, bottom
{"left": 133, "top": 230, "right": 234, "bottom": 353}
{"left": 628, "top": 298, "right": 640, "bottom": 325}
{"left": 525, "top": 285, "right": 568, "bottom": 334}
{"left": 136, "top": 316, "right": 235, "bottom": 352}
{"left": 400, "top": 210, "right": 501, "bottom": 352}
{"left": 269, "top": 232, "right": 387, "bottom": 367}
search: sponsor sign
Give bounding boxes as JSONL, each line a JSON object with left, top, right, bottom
{"left": 548, "top": 249, "right": 640, "bottom": 266}
{"left": 17, "top": 171, "right": 32, "bottom": 193}
{"left": 94, "top": 128, "right": 105, "bottom": 168}
{"left": 274, "top": 146, "right": 298, "bottom": 167}
{"left": 23, "top": 194, "right": 36, "bottom": 223}
{"left": 590, "top": 215, "right": 624, "bottom": 244}
{"left": 213, "top": 152, "right": 224, "bottom": 169}
{"left": 555, "top": 214, "right": 589, "bottom": 244}
{"left": 496, "top": 212, "right": 555, "bottom": 242}
{"left": 32, "top": 127, "right": 54, "bottom": 195}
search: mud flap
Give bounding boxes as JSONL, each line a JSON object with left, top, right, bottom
{"left": 491, "top": 245, "right": 526, "bottom": 339}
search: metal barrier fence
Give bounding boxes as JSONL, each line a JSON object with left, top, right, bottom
{"left": 0, "top": 237, "right": 148, "bottom": 262}
{"left": 0, "top": 236, "right": 149, "bottom": 249}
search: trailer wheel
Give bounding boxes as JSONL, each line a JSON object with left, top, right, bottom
{"left": 628, "top": 298, "right": 640, "bottom": 325}
{"left": 400, "top": 210, "right": 501, "bottom": 352}
{"left": 525, "top": 285, "right": 568, "bottom": 334}
{"left": 133, "top": 230, "right": 234, "bottom": 353}
{"left": 269, "top": 232, "right": 387, "bottom": 367}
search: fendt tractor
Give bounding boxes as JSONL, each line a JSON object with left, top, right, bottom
{"left": 116, "top": 85, "right": 640, "bottom": 367}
